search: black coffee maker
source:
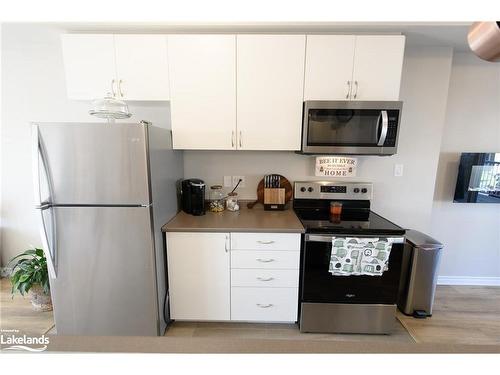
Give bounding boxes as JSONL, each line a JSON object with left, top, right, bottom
{"left": 181, "top": 179, "right": 206, "bottom": 216}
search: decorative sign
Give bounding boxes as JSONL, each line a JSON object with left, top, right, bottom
{"left": 315, "top": 156, "right": 357, "bottom": 177}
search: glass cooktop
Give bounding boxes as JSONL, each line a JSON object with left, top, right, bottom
{"left": 295, "top": 209, "right": 406, "bottom": 235}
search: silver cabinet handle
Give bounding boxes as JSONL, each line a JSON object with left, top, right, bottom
{"left": 377, "top": 110, "right": 389, "bottom": 146}
{"left": 256, "top": 258, "right": 275, "bottom": 263}
{"left": 257, "top": 240, "right": 275, "bottom": 244}
{"left": 256, "top": 277, "right": 274, "bottom": 281}
{"left": 256, "top": 304, "right": 273, "bottom": 308}
{"left": 239, "top": 131, "right": 242, "bottom": 148}
{"left": 345, "top": 80, "right": 351, "bottom": 99}
{"left": 353, "top": 80, "right": 359, "bottom": 99}
{"left": 225, "top": 234, "right": 230, "bottom": 253}
{"left": 118, "top": 79, "right": 124, "bottom": 97}
{"left": 231, "top": 131, "right": 235, "bottom": 148}
{"left": 111, "top": 79, "right": 116, "bottom": 97}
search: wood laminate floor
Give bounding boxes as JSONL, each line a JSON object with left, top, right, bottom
{"left": 0, "top": 277, "right": 54, "bottom": 335}
{"left": 1, "top": 277, "right": 499, "bottom": 348}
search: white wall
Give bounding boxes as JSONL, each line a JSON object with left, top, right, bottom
{"left": 431, "top": 52, "right": 500, "bottom": 284}
{"left": 0, "top": 24, "right": 171, "bottom": 265}
{"left": 185, "top": 46, "right": 454, "bottom": 234}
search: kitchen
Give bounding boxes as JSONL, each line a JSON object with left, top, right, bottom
{"left": 1, "top": 16, "right": 500, "bottom": 360}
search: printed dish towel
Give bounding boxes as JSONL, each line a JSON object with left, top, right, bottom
{"left": 328, "top": 237, "right": 394, "bottom": 276}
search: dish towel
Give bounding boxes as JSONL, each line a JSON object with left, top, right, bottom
{"left": 329, "top": 237, "right": 394, "bottom": 276}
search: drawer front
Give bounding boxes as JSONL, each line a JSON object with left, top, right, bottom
{"left": 231, "top": 287, "right": 298, "bottom": 322}
{"left": 231, "top": 250, "right": 300, "bottom": 270}
{"left": 231, "top": 233, "right": 301, "bottom": 251}
{"left": 231, "top": 269, "right": 299, "bottom": 288}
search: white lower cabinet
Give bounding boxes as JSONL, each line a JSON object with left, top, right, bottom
{"left": 231, "top": 269, "right": 299, "bottom": 288}
{"left": 166, "top": 232, "right": 230, "bottom": 321}
{"left": 166, "top": 231, "right": 300, "bottom": 323}
{"left": 231, "top": 287, "right": 299, "bottom": 322}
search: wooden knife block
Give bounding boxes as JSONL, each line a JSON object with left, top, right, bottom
{"left": 264, "top": 188, "right": 286, "bottom": 210}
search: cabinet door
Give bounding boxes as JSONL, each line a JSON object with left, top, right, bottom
{"left": 236, "top": 35, "right": 306, "bottom": 150}
{"left": 114, "top": 35, "right": 170, "bottom": 101}
{"left": 168, "top": 35, "right": 236, "bottom": 150}
{"left": 304, "top": 35, "right": 356, "bottom": 101}
{"left": 61, "top": 34, "right": 116, "bottom": 100}
{"left": 166, "top": 232, "right": 230, "bottom": 320}
{"left": 351, "top": 35, "right": 406, "bottom": 101}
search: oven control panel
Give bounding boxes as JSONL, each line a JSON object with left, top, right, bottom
{"left": 294, "top": 181, "right": 373, "bottom": 200}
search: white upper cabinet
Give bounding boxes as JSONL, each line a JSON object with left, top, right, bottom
{"left": 61, "top": 34, "right": 170, "bottom": 101}
{"left": 351, "top": 35, "right": 405, "bottom": 101}
{"left": 61, "top": 34, "right": 116, "bottom": 100}
{"left": 114, "top": 35, "right": 170, "bottom": 101}
{"left": 236, "top": 35, "right": 306, "bottom": 151}
{"left": 304, "top": 35, "right": 356, "bottom": 101}
{"left": 168, "top": 35, "right": 237, "bottom": 150}
{"left": 304, "top": 34, "right": 405, "bottom": 101}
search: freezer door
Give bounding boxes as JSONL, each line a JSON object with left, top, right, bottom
{"left": 33, "top": 122, "right": 150, "bottom": 205}
{"left": 49, "top": 206, "right": 158, "bottom": 336}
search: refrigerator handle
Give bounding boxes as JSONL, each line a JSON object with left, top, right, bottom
{"left": 32, "top": 125, "right": 58, "bottom": 278}
{"left": 39, "top": 207, "right": 58, "bottom": 279}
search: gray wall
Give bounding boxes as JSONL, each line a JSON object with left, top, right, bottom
{"left": 185, "top": 46, "right": 454, "bottom": 235}
{"left": 431, "top": 52, "right": 500, "bottom": 283}
{"left": 0, "top": 24, "right": 171, "bottom": 265}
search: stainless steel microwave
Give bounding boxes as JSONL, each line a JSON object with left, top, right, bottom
{"left": 300, "top": 101, "right": 403, "bottom": 156}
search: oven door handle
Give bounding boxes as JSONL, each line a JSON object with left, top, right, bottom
{"left": 376, "top": 110, "right": 389, "bottom": 146}
{"left": 305, "top": 234, "right": 404, "bottom": 244}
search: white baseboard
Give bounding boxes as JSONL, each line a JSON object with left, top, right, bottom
{"left": 438, "top": 276, "right": 500, "bottom": 286}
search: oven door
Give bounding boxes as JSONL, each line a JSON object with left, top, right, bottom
{"left": 301, "top": 101, "right": 402, "bottom": 155}
{"left": 301, "top": 233, "right": 404, "bottom": 304}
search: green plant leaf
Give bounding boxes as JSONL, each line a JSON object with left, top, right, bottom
{"left": 35, "top": 248, "right": 44, "bottom": 257}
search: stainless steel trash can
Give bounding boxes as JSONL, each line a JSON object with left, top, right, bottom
{"left": 398, "top": 230, "right": 443, "bottom": 318}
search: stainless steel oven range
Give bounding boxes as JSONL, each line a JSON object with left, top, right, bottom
{"left": 293, "top": 181, "right": 406, "bottom": 334}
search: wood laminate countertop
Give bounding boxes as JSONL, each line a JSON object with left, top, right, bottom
{"left": 162, "top": 203, "right": 304, "bottom": 233}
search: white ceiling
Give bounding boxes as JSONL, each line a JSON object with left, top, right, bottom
{"left": 54, "top": 22, "right": 472, "bottom": 51}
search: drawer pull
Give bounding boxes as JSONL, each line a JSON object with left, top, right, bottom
{"left": 256, "top": 277, "right": 274, "bottom": 282}
{"left": 257, "top": 240, "right": 275, "bottom": 244}
{"left": 256, "top": 258, "right": 275, "bottom": 263}
{"left": 256, "top": 303, "right": 274, "bottom": 308}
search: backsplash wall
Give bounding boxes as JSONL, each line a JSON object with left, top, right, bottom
{"left": 184, "top": 46, "right": 454, "bottom": 233}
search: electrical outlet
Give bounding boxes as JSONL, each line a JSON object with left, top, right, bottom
{"left": 223, "top": 176, "right": 232, "bottom": 188}
{"left": 394, "top": 164, "right": 404, "bottom": 177}
{"left": 232, "top": 175, "right": 245, "bottom": 188}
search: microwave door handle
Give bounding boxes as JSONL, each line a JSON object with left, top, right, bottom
{"left": 377, "top": 110, "right": 389, "bottom": 146}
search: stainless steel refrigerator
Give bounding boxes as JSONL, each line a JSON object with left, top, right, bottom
{"left": 32, "top": 121, "right": 183, "bottom": 336}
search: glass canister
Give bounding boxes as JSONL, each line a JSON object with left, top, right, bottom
{"left": 209, "top": 185, "right": 225, "bottom": 213}
{"left": 226, "top": 192, "right": 239, "bottom": 211}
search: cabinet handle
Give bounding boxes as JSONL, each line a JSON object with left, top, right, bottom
{"left": 256, "top": 277, "right": 274, "bottom": 282}
{"left": 118, "top": 79, "right": 124, "bottom": 97}
{"left": 231, "top": 131, "right": 235, "bottom": 148}
{"left": 345, "top": 81, "right": 351, "bottom": 99}
{"left": 239, "top": 131, "right": 242, "bottom": 148}
{"left": 353, "top": 80, "right": 359, "bottom": 99}
{"left": 256, "top": 258, "right": 275, "bottom": 263}
{"left": 256, "top": 303, "right": 273, "bottom": 308}
{"left": 111, "top": 79, "right": 116, "bottom": 97}
{"left": 225, "top": 234, "right": 229, "bottom": 253}
{"left": 257, "top": 240, "right": 275, "bottom": 245}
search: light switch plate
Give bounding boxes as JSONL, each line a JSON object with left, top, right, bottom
{"left": 232, "top": 175, "right": 245, "bottom": 188}
{"left": 223, "top": 176, "right": 232, "bottom": 188}
{"left": 394, "top": 164, "right": 404, "bottom": 177}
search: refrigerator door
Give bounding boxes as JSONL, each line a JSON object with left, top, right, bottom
{"left": 49, "top": 206, "right": 158, "bottom": 336}
{"left": 33, "top": 122, "right": 150, "bottom": 205}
